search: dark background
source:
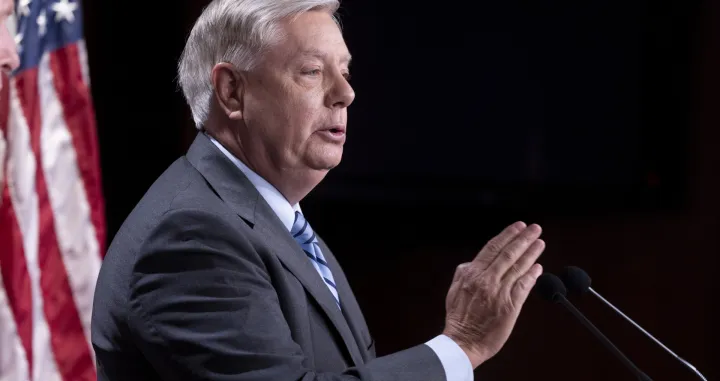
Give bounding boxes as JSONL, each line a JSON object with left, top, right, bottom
{"left": 82, "top": 0, "right": 718, "bottom": 380}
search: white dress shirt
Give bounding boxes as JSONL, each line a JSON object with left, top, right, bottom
{"left": 209, "top": 136, "right": 474, "bottom": 381}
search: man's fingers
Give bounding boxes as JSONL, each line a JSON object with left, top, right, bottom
{"left": 472, "top": 221, "right": 527, "bottom": 268}
{"left": 451, "top": 263, "right": 470, "bottom": 285}
{"left": 486, "top": 224, "right": 542, "bottom": 276}
{"left": 502, "top": 239, "right": 545, "bottom": 283}
{"left": 510, "top": 263, "right": 543, "bottom": 307}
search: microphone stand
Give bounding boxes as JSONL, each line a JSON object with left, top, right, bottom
{"left": 555, "top": 293, "right": 653, "bottom": 381}
{"left": 589, "top": 288, "right": 708, "bottom": 381}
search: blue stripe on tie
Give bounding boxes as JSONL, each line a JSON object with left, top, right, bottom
{"left": 310, "top": 242, "right": 326, "bottom": 262}
{"left": 315, "top": 256, "right": 329, "bottom": 267}
{"left": 304, "top": 232, "right": 316, "bottom": 245}
{"left": 323, "top": 277, "right": 337, "bottom": 288}
{"left": 304, "top": 248, "right": 330, "bottom": 273}
{"left": 303, "top": 250, "right": 317, "bottom": 261}
{"left": 293, "top": 220, "right": 309, "bottom": 238}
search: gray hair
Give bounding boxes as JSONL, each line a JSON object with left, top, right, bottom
{"left": 178, "top": 0, "right": 341, "bottom": 129}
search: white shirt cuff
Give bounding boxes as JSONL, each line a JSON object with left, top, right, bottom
{"left": 425, "top": 334, "right": 474, "bottom": 381}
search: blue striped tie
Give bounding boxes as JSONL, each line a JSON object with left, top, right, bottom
{"left": 291, "top": 211, "right": 340, "bottom": 308}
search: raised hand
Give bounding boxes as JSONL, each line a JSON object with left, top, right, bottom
{"left": 443, "top": 222, "right": 545, "bottom": 368}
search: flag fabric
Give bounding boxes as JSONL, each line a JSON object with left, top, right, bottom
{"left": 0, "top": 0, "right": 105, "bottom": 380}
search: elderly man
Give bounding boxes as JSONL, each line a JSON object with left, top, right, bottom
{"left": 0, "top": 0, "right": 17, "bottom": 86}
{"left": 92, "top": 1, "right": 545, "bottom": 380}
{"left": 0, "top": 0, "right": 20, "bottom": 195}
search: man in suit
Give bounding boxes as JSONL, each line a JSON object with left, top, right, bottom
{"left": 0, "top": 0, "right": 18, "bottom": 89}
{"left": 0, "top": 0, "right": 19, "bottom": 195}
{"left": 91, "top": 0, "right": 546, "bottom": 380}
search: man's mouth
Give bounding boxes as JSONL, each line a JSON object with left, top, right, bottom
{"left": 317, "top": 125, "right": 346, "bottom": 142}
{"left": 322, "top": 125, "right": 346, "bottom": 134}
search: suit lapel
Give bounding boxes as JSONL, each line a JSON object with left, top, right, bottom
{"left": 316, "top": 238, "right": 374, "bottom": 362}
{"left": 254, "top": 210, "right": 365, "bottom": 367}
{"left": 185, "top": 132, "right": 364, "bottom": 367}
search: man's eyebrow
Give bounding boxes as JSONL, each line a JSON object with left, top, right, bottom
{"left": 297, "top": 49, "right": 352, "bottom": 65}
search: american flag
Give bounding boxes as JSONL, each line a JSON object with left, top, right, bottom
{"left": 0, "top": 0, "right": 104, "bottom": 380}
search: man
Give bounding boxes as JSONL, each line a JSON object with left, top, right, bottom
{"left": 92, "top": 1, "right": 546, "bottom": 380}
{"left": 0, "top": 0, "right": 20, "bottom": 195}
{"left": 0, "top": 0, "right": 17, "bottom": 88}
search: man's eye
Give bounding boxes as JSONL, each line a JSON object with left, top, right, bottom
{"left": 343, "top": 72, "right": 351, "bottom": 81}
{"left": 303, "top": 69, "right": 321, "bottom": 76}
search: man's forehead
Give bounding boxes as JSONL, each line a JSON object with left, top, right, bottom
{"left": 275, "top": 11, "right": 350, "bottom": 62}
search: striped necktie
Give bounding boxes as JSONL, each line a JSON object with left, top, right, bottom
{"left": 291, "top": 211, "right": 340, "bottom": 308}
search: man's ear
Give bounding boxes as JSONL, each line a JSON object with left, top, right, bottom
{"left": 211, "top": 63, "right": 245, "bottom": 121}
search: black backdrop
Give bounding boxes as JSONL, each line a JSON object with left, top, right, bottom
{"left": 81, "top": 0, "right": 719, "bottom": 380}
{"left": 313, "top": 0, "right": 690, "bottom": 213}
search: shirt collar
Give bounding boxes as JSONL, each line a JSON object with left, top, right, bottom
{"left": 208, "top": 135, "right": 300, "bottom": 232}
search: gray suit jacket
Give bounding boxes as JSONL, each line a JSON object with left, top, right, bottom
{"left": 91, "top": 132, "right": 447, "bottom": 381}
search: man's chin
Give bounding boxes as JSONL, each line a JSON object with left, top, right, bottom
{"left": 314, "top": 157, "right": 342, "bottom": 171}
{"left": 310, "top": 155, "right": 342, "bottom": 172}
{"left": 306, "top": 146, "right": 343, "bottom": 171}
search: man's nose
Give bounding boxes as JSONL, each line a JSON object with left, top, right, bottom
{"left": 327, "top": 75, "right": 355, "bottom": 109}
{"left": 0, "top": 29, "right": 20, "bottom": 74}
{"left": 0, "top": 50, "right": 20, "bottom": 74}
{"left": 335, "top": 81, "right": 355, "bottom": 108}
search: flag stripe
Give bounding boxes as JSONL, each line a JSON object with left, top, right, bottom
{"left": 0, "top": 184, "right": 34, "bottom": 379}
{"left": 1, "top": 73, "right": 34, "bottom": 379}
{"left": 16, "top": 67, "right": 96, "bottom": 381}
{"left": 77, "top": 40, "right": 90, "bottom": 87}
{"left": 0, "top": 274, "right": 31, "bottom": 381}
{"left": 49, "top": 44, "right": 106, "bottom": 255}
{"left": 7, "top": 79, "right": 62, "bottom": 381}
{"left": 43, "top": 49, "right": 101, "bottom": 361}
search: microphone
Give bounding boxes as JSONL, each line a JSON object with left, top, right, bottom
{"left": 535, "top": 273, "right": 653, "bottom": 381}
{"left": 560, "top": 266, "right": 708, "bottom": 381}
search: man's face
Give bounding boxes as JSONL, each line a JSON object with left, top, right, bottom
{"left": 0, "top": 0, "right": 19, "bottom": 90}
{"left": 238, "top": 10, "right": 355, "bottom": 175}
